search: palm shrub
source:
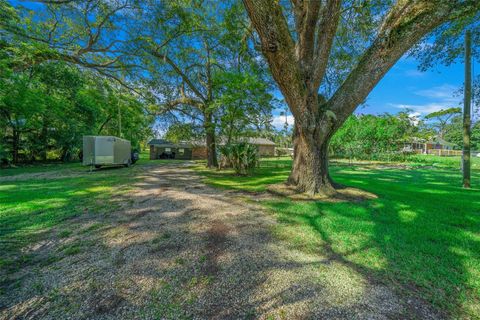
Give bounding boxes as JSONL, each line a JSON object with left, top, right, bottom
{"left": 219, "top": 142, "right": 258, "bottom": 175}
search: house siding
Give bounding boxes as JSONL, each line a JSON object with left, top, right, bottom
{"left": 150, "top": 146, "right": 193, "bottom": 160}
{"left": 149, "top": 145, "right": 155, "bottom": 160}
{"left": 192, "top": 146, "right": 207, "bottom": 160}
{"left": 257, "top": 145, "right": 275, "bottom": 157}
{"left": 148, "top": 138, "right": 276, "bottom": 161}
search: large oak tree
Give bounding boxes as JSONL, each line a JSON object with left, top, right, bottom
{"left": 243, "top": 0, "right": 480, "bottom": 195}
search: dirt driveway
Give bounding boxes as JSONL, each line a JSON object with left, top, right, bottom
{"left": 1, "top": 163, "right": 442, "bottom": 319}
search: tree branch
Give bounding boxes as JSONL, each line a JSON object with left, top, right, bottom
{"left": 294, "top": 0, "right": 321, "bottom": 65}
{"left": 162, "top": 97, "right": 204, "bottom": 112}
{"left": 151, "top": 51, "right": 207, "bottom": 102}
{"left": 242, "top": 0, "right": 304, "bottom": 118}
{"left": 312, "top": 0, "right": 341, "bottom": 91}
{"left": 328, "top": 0, "right": 480, "bottom": 126}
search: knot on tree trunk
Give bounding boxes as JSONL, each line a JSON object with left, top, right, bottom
{"left": 264, "top": 27, "right": 279, "bottom": 53}
{"left": 264, "top": 41, "right": 278, "bottom": 53}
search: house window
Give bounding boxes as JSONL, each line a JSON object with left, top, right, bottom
{"left": 178, "top": 148, "right": 185, "bottom": 155}
{"left": 165, "top": 148, "right": 171, "bottom": 152}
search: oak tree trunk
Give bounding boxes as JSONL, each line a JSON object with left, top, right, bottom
{"left": 287, "top": 109, "right": 336, "bottom": 195}
{"left": 289, "top": 135, "right": 334, "bottom": 195}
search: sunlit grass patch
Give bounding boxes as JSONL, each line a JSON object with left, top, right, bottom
{"left": 0, "top": 162, "right": 149, "bottom": 269}
{"left": 197, "top": 159, "right": 480, "bottom": 318}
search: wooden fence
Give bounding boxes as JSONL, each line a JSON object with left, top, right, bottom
{"left": 426, "top": 149, "right": 463, "bottom": 156}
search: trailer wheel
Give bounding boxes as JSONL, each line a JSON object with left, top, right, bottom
{"left": 95, "top": 165, "right": 102, "bottom": 169}
{"left": 125, "top": 159, "right": 131, "bottom": 167}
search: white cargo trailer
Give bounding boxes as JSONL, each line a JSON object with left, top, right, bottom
{"left": 83, "top": 136, "right": 132, "bottom": 168}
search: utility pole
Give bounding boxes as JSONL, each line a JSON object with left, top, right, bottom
{"left": 463, "top": 30, "right": 472, "bottom": 188}
{"left": 118, "top": 103, "right": 122, "bottom": 138}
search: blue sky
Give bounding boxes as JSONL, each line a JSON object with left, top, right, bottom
{"left": 272, "top": 55, "right": 479, "bottom": 129}
{"left": 363, "top": 56, "right": 474, "bottom": 116}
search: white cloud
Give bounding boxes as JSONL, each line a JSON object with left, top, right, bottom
{"left": 387, "top": 84, "right": 462, "bottom": 117}
{"left": 414, "top": 84, "right": 459, "bottom": 102}
{"left": 407, "top": 112, "right": 421, "bottom": 126}
{"left": 272, "top": 115, "right": 294, "bottom": 130}
{"left": 390, "top": 102, "right": 452, "bottom": 115}
{"left": 404, "top": 69, "right": 425, "bottom": 77}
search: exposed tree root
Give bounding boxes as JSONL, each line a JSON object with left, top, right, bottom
{"left": 266, "top": 183, "right": 377, "bottom": 202}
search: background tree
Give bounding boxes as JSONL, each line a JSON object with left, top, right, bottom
{"left": 424, "top": 107, "right": 462, "bottom": 139}
{"left": 273, "top": 107, "right": 293, "bottom": 149}
{"left": 443, "top": 115, "right": 480, "bottom": 151}
{"left": 0, "top": 31, "right": 153, "bottom": 164}
{"left": 143, "top": 0, "right": 222, "bottom": 167}
{"left": 213, "top": 70, "right": 273, "bottom": 144}
{"left": 0, "top": 0, "right": 142, "bottom": 84}
{"left": 330, "top": 112, "right": 418, "bottom": 161}
{"left": 2, "top": 0, "right": 276, "bottom": 167}
{"left": 143, "top": 0, "right": 274, "bottom": 167}
{"left": 164, "top": 122, "right": 202, "bottom": 143}
{"left": 242, "top": 0, "right": 480, "bottom": 195}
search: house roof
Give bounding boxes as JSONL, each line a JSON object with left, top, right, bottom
{"left": 404, "top": 137, "right": 426, "bottom": 143}
{"left": 405, "top": 136, "right": 456, "bottom": 147}
{"left": 148, "top": 139, "right": 191, "bottom": 148}
{"left": 427, "top": 137, "right": 456, "bottom": 147}
{"left": 246, "top": 137, "right": 276, "bottom": 146}
{"left": 149, "top": 139, "right": 172, "bottom": 146}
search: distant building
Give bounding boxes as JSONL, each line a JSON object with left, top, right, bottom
{"left": 402, "top": 137, "right": 458, "bottom": 155}
{"left": 148, "top": 139, "right": 197, "bottom": 160}
{"left": 148, "top": 137, "right": 276, "bottom": 160}
{"left": 243, "top": 138, "right": 276, "bottom": 156}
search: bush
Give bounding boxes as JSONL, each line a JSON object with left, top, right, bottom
{"left": 275, "top": 147, "right": 292, "bottom": 157}
{"left": 0, "top": 144, "right": 9, "bottom": 166}
{"left": 219, "top": 142, "right": 258, "bottom": 175}
{"left": 330, "top": 113, "right": 417, "bottom": 162}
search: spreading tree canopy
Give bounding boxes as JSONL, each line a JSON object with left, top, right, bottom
{"left": 1, "top": 0, "right": 275, "bottom": 168}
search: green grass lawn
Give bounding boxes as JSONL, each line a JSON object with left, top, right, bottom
{"left": 0, "top": 150, "right": 153, "bottom": 177}
{"left": 0, "top": 151, "right": 173, "bottom": 272}
{"left": 404, "top": 154, "right": 480, "bottom": 170}
{"left": 2, "top": 155, "right": 479, "bottom": 317}
{"left": 195, "top": 158, "right": 480, "bottom": 318}
{"left": 330, "top": 154, "right": 480, "bottom": 171}
{"left": 0, "top": 165, "right": 134, "bottom": 272}
{"left": 0, "top": 161, "right": 84, "bottom": 177}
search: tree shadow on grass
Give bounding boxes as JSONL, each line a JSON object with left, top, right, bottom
{"left": 265, "top": 166, "right": 480, "bottom": 318}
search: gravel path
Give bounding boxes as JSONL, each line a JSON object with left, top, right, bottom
{"left": 0, "top": 163, "right": 443, "bottom": 319}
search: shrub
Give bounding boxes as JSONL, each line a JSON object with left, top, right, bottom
{"left": 275, "top": 147, "right": 292, "bottom": 157}
{"left": 219, "top": 142, "right": 258, "bottom": 175}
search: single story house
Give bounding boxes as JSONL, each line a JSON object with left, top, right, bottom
{"left": 402, "top": 137, "right": 457, "bottom": 154}
{"left": 245, "top": 137, "right": 276, "bottom": 156}
{"left": 148, "top": 139, "right": 199, "bottom": 160}
{"left": 148, "top": 137, "right": 276, "bottom": 160}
